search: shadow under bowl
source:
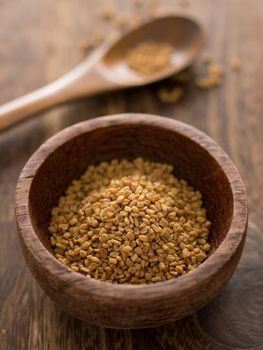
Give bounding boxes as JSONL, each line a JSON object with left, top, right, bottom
{"left": 15, "top": 114, "right": 248, "bottom": 329}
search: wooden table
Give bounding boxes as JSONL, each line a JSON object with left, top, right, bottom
{"left": 0, "top": 0, "right": 262, "bottom": 349}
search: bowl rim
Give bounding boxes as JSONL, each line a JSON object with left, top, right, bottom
{"left": 15, "top": 113, "right": 248, "bottom": 301}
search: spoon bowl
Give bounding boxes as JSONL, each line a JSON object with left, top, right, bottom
{"left": 100, "top": 16, "right": 204, "bottom": 85}
{"left": 0, "top": 16, "right": 204, "bottom": 130}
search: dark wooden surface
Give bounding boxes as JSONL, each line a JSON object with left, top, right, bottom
{"left": 0, "top": 0, "right": 262, "bottom": 349}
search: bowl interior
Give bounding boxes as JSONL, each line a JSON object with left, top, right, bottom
{"left": 29, "top": 122, "right": 234, "bottom": 258}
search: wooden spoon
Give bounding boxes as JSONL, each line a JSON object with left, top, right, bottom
{"left": 0, "top": 16, "right": 204, "bottom": 130}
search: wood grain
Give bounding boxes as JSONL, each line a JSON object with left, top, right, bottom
{"left": 195, "top": 224, "right": 263, "bottom": 349}
{"left": 0, "top": 0, "right": 262, "bottom": 348}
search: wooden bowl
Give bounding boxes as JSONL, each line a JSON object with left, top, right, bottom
{"left": 15, "top": 114, "right": 248, "bottom": 329}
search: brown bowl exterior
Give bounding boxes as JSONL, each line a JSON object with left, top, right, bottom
{"left": 15, "top": 114, "right": 248, "bottom": 329}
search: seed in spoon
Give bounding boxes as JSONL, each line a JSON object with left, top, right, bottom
{"left": 126, "top": 41, "right": 173, "bottom": 75}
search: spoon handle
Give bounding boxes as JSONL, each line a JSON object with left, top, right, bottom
{"left": 0, "top": 45, "right": 115, "bottom": 130}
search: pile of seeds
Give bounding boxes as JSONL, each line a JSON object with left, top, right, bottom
{"left": 49, "top": 158, "right": 211, "bottom": 284}
{"left": 126, "top": 42, "right": 173, "bottom": 75}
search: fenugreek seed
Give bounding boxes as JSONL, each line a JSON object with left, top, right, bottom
{"left": 78, "top": 235, "right": 88, "bottom": 245}
{"left": 160, "top": 218, "right": 169, "bottom": 227}
{"left": 49, "top": 226, "right": 56, "bottom": 233}
{"left": 140, "top": 227, "right": 148, "bottom": 234}
{"left": 167, "top": 242, "right": 175, "bottom": 248}
{"left": 128, "top": 267, "right": 136, "bottom": 274}
{"left": 126, "top": 231, "right": 135, "bottom": 240}
{"left": 169, "top": 271, "right": 178, "bottom": 277}
{"left": 196, "top": 253, "right": 206, "bottom": 261}
{"left": 116, "top": 195, "right": 125, "bottom": 203}
{"left": 110, "top": 251, "right": 119, "bottom": 258}
{"left": 60, "top": 239, "right": 69, "bottom": 246}
{"left": 109, "top": 239, "right": 121, "bottom": 246}
{"left": 134, "top": 218, "right": 139, "bottom": 227}
{"left": 167, "top": 255, "right": 176, "bottom": 262}
{"left": 158, "top": 87, "right": 184, "bottom": 104}
{"left": 58, "top": 258, "right": 67, "bottom": 265}
{"left": 182, "top": 248, "right": 190, "bottom": 259}
{"left": 80, "top": 250, "right": 87, "bottom": 258}
{"left": 175, "top": 265, "right": 184, "bottom": 274}
{"left": 89, "top": 263, "right": 98, "bottom": 271}
{"left": 80, "top": 267, "right": 89, "bottom": 274}
{"left": 131, "top": 254, "right": 138, "bottom": 262}
{"left": 162, "top": 244, "right": 169, "bottom": 251}
{"left": 135, "top": 247, "right": 143, "bottom": 255}
{"left": 191, "top": 256, "right": 197, "bottom": 264}
{"left": 131, "top": 206, "right": 138, "bottom": 213}
{"left": 122, "top": 245, "right": 133, "bottom": 253}
{"left": 138, "top": 235, "right": 148, "bottom": 242}
{"left": 190, "top": 230, "right": 197, "bottom": 236}
{"left": 109, "top": 258, "right": 118, "bottom": 265}
{"left": 93, "top": 270, "right": 99, "bottom": 279}
{"left": 50, "top": 158, "right": 210, "bottom": 284}
{"left": 63, "top": 232, "right": 71, "bottom": 239}
{"left": 151, "top": 224, "right": 162, "bottom": 233}
{"left": 56, "top": 243, "right": 66, "bottom": 250}
{"left": 156, "top": 248, "right": 164, "bottom": 256}
{"left": 151, "top": 276, "right": 162, "bottom": 283}
{"left": 200, "top": 231, "right": 208, "bottom": 238}
{"left": 134, "top": 263, "right": 141, "bottom": 271}
{"left": 149, "top": 256, "right": 158, "bottom": 263}
{"left": 179, "top": 242, "right": 186, "bottom": 249}
{"left": 68, "top": 250, "right": 74, "bottom": 257}
{"left": 80, "top": 223, "right": 88, "bottom": 230}
{"left": 202, "top": 243, "right": 211, "bottom": 251}
{"left": 100, "top": 233, "right": 109, "bottom": 242}
{"left": 81, "top": 242, "right": 90, "bottom": 250}
{"left": 159, "top": 262, "right": 166, "bottom": 271}
{"left": 87, "top": 256, "right": 100, "bottom": 264}
{"left": 71, "top": 266, "right": 79, "bottom": 272}
{"left": 59, "top": 223, "right": 69, "bottom": 231}
{"left": 145, "top": 272, "right": 152, "bottom": 280}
